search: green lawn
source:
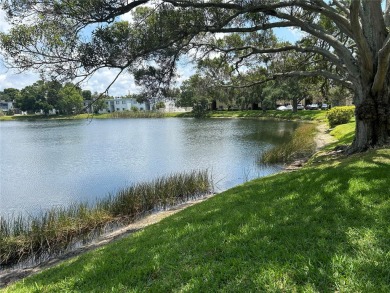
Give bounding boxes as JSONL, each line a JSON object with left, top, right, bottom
{"left": 177, "top": 109, "right": 328, "bottom": 121}
{"left": 3, "top": 123, "right": 390, "bottom": 292}
{"left": 0, "top": 113, "right": 95, "bottom": 121}
{"left": 0, "top": 109, "right": 326, "bottom": 121}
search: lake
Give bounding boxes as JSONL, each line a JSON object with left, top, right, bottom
{"left": 0, "top": 118, "right": 298, "bottom": 217}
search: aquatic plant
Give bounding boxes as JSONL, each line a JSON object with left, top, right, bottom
{"left": 261, "top": 123, "right": 317, "bottom": 164}
{"left": 0, "top": 170, "right": 211, "bottom": 267}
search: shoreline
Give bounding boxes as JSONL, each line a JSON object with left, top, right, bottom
{"left": 0, "top": 194, "right": 215, "bottom": 288}
{"left": 0, "top": 119, "right": 333, "bottom": 288}
{"left": 0, "top": 109, "right": 327, "bottom": 122}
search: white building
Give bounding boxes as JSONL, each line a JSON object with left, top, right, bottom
{"left": 0, "top": 101, "right": 14, "bottom": 113}
{"left": 156, "top": 99, "right": 192, "bottom": 113}
{"left": 84, "top": 97, "right": 192, "bottom": 114}
{"left": 100, "top": 98, "right": 148, "bottom": 113}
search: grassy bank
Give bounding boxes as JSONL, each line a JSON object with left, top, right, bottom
{"left": 0, "top": 109, "right": 326, "bottom": 121}
{"left": 0, "top": 111, "right": 183, "bottom": 121}
{"left": 3, "top": 123, "right": 390, "bottom": 291}
{"left": 177, "top": 109, "right": 327, "bottom": 121}
{"left": 0, "top": 171, "right": 211, "bottom": 268}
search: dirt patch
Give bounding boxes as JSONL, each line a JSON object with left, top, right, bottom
{"left": 0, "top": 194, "right": 214, "bottom": 288}
{"left": 315, "top": 123, "right": 337, "bottom": 150}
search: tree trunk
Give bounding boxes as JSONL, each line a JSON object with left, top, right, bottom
{"left": 348, "top": 81, "right": 390, "bottom": 153}
{"left": 292, "top": 97, "right": 298, "bottom": 113}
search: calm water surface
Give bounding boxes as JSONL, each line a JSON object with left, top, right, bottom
{"left": 0, "top": 118, "right": 298, "bottom": 217}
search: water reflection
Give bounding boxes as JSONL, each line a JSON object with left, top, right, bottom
{"left": 0, "top": 118, "right": 298, "bottom": 217}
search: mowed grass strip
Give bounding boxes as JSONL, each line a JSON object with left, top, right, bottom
{"left": 3, "top": 146, "right": 390, "bottom": 292}
{"left": 178, "top": 109, "right": 327, "bottom": 121}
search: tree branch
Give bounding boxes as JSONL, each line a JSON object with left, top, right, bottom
{"left": 220, "top": 69, "right": 352, "bottom": 90}
{"left": 272, "top": 70, "right": 353, "bottom": 89}
{"left": 332, "top": 0, "right": 350, "bottom": 15}
{"left": 350, "top": 0, "right": 375, "bottom": 81}
{"left": 207, "top": 21, "right": 294, "bottom": 33}
{"left": 199, "top": 42, "right": 348, "bottom": 75}
{"left": 372, "top": 34, "right": 390, "bottom": 94}
{"left": 298, "top": 0, "right": 353, "bottom": 38}
{"left": 274, "top": 11, "right": 359, "bottom": 79}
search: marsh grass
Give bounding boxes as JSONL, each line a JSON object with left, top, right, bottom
{"left": 261, "top": 123, "right": 317, "bottom": 164}
{"left": 0, "top": 170, "right": 211, "bottom": 268}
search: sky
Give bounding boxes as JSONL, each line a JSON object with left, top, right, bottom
{"left": 0, "top": 9, "right": 300, "bottom": 97}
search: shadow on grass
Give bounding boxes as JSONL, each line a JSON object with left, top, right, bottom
{"left": 9, "top": 151, "right": 390, "bottom": 292}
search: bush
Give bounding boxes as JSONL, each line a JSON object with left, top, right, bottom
{"left": 155, "top": 101, "right": 166, "bottom": 110}
{"left": 326, "top": 106, "right": 355, "bottom": 128}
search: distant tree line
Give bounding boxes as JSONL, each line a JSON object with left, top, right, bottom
{"left": 1, "top": 80, "right": 86, "bottom": 115}
{"left": 0, "top": 80, "right": 145, "bottom": 115}
{"left": 1, "top": 74, "right": 349, "bottom": 117}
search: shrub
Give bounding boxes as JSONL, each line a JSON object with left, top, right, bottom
{"left": 155, "top": 101, "right": 166, "bottom": 110}
{"left": 326, "top": 106, "right": 355, "bottom": 128}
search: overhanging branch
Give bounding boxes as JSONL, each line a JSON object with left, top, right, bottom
{"left": 218, "top": 70, "right": 352, "bottom": 90}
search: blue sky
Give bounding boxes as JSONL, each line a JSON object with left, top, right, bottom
{"left": 0, "top": 10, "right": 301, "bottom": 97}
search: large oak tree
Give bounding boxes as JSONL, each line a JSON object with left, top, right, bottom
{"left": 1, "top": 0, "right": 390, "bottom": 153}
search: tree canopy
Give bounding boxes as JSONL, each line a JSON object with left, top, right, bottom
{"left": 1, "top": 0, "right": 390, "bottom": 153}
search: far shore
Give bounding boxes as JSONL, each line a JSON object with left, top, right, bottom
{"left": 0, "top": 109, "right": 328, "bottom": 122}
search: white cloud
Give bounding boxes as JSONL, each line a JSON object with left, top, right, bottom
{"left": 82, "top": 68, "right": 139, "bottom": 96}
{"left": 120, "top": 11, "right": 133, "bottom": 23}
{"left": 273, "top": 27, "right": 304, "bottom": 43}
{"left": 176, "top": 58, "right": 195, "bottom": 84}
{"left": 119, "top": 0, "right": 155, "bottom": 23}
{"left": 0, "top": 10, "right": 11, "bottom": 33}
{"left": 0, "top": 9, "right": 140, "bottom": 95}
{"left": 0, "top": 68, "right": 40, "bottom": 91}
{"left": 0, "top": 9, "right": 41, "bottom": 91}
{"left": 0, "top": 5, "right": 190, "bottom": 96}
{"left": 0, "top": 64, "right": 141, "bottom": 96}
{"left": 288, "top": 27, "right": 305, "bottom": 40}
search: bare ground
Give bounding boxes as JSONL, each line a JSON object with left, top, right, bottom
{"left": 315, "top": 123, "right": 337, "bottom": 150}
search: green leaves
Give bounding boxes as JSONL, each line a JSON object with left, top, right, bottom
{"left": 58, "top": 83, "right": 84, "bottom": 114}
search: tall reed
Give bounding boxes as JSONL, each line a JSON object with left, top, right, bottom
{"left": 0, "top": 170, "right": 211, "bottom": 267}
{"left": 261, "top": 123, "right": 317, "bottom": 164}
